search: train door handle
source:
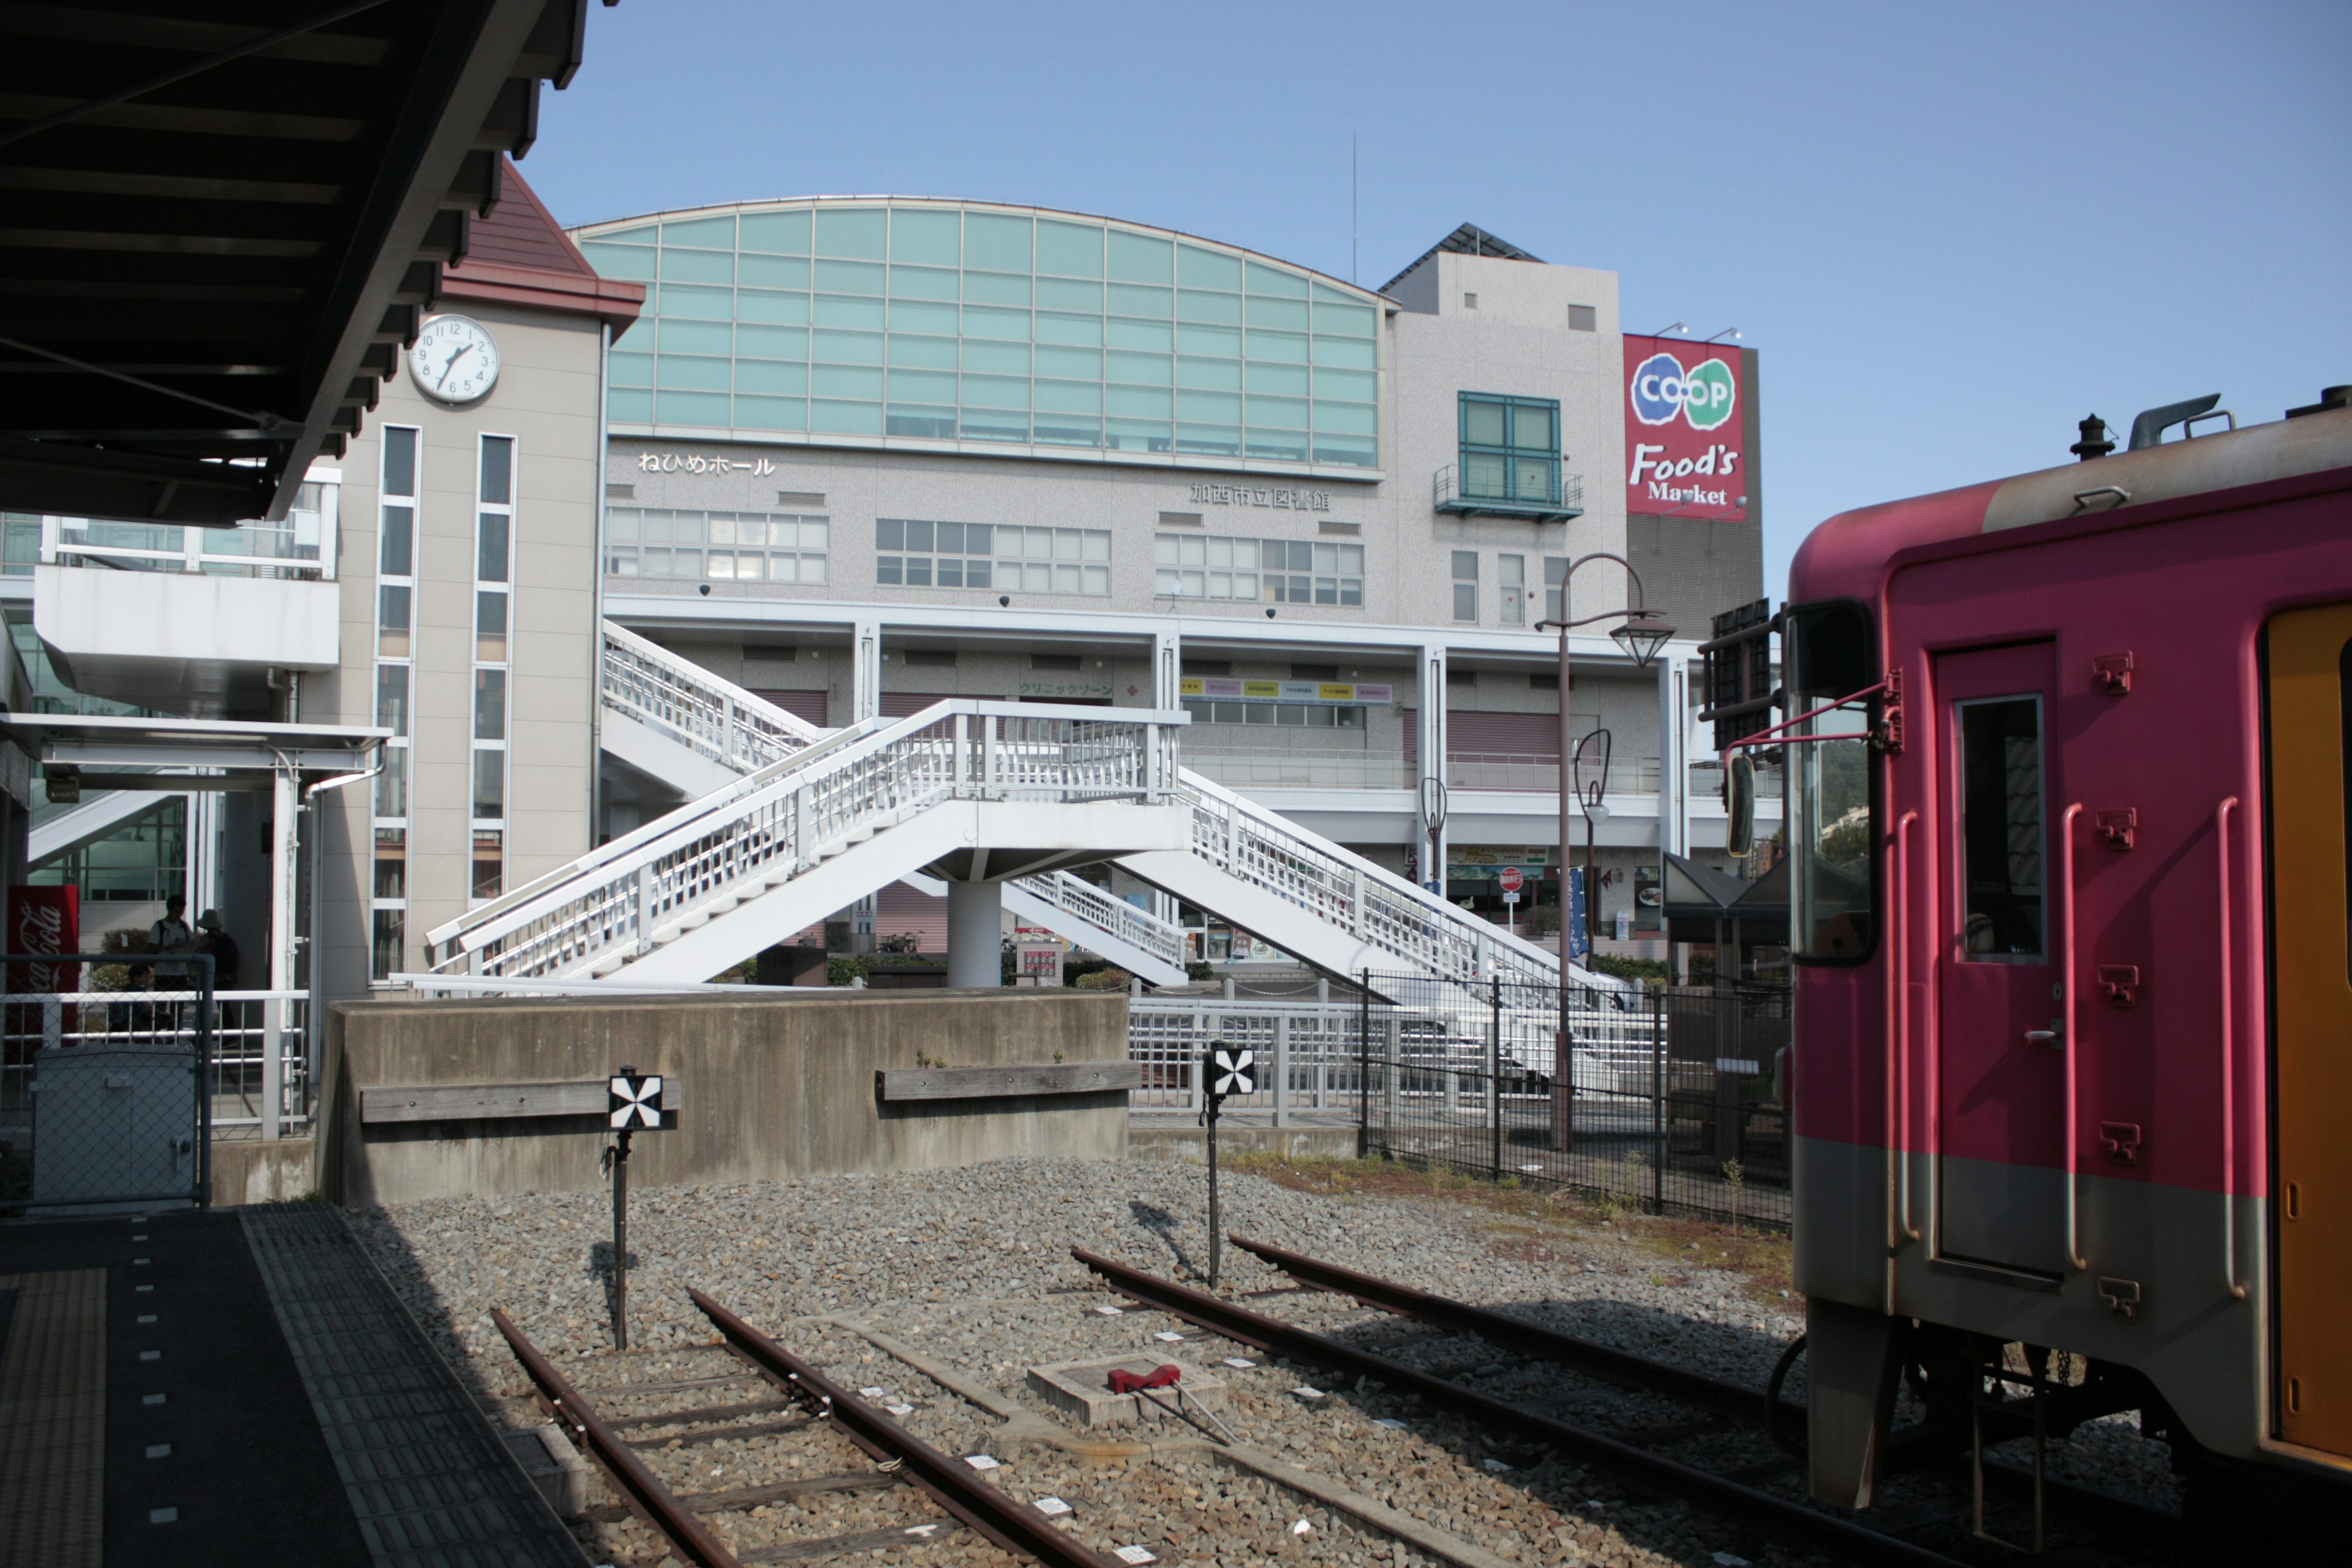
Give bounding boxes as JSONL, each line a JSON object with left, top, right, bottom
{"left": 2025, "top": 1023, "right": 2063, "bottom": 1047}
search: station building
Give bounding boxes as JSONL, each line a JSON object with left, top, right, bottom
{"left": 571, "top": 196, "right": 1770, "bottom": 964}
{"left": 6, "top": 168, "right": 1773, "bottom": 993}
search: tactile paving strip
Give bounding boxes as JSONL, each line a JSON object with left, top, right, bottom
{"left": 241, "top": 1204, "right": 582, "bottom": 1568}
{"left": 0, "top": 1269, "right": 105, "bottom": 1568}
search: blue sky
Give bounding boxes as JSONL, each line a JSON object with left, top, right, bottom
{"left": 523, "top": 1, "right": 2351, "bottom": 601}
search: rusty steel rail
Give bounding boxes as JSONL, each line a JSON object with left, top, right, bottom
{"left": 492, "top": 1307, "right": 744, "bottom": 1568}
{"left": 1072, "top": 1248, "right": 1970, "bottom": 1568}
{"left": 688, "top": 1287, "right": 1120, "bottom": 1568}
{"left": 1231, "top": 1232, "right": 1800, "bottom": 1427}
{"left": 1235, "top": 1236, "right": 2179, "bottom": 1548}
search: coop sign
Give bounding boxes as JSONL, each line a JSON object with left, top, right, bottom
{"left": 633, "top": 451, "right": 777, "bottom": 477}
{"left": 1188, "top": 482, "right": 1332, "bottom": 512}
{"left": 1620, "top": 335, "right": 1746, "bottom": 523}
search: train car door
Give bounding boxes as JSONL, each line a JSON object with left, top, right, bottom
{"left": 2266, "top": 605, "right": 2352, "bottom": 1456}
{"left": 1935, "top": 641, "right": 2068, "bottom": 1275}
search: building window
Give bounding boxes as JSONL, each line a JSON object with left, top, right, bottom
{"left": 1499, "top": 554, "right": 1526, "bottom": 627}
{"left": 1458, "top": 393, "right": 1559, "bottom": 505}
{"left": 1155, "top": 532, "right": 1362, "bottom": 605}
{"left": 371, "top": 425, "right": 418, "bottom": 981}
{"left": 470, "top": 435, "right": 513, "bottom": 902}
{"left": 1452, "top": 551, "right": 1479, "bottom": 622}
{"left": 1568, "top": 304, "right": 1597, "bottom": 331}
{"left": 1182, "top": 701, "right": 1365, "bottom": 728}
{"left": 1, "top": 513, "right": 40, "bottom": 577}
{"left": 1545, "top": 556, "right": 1568, "bottom": 623}
{"left": 880, "top": 520, "right": 1109, "bottom": 595}
{"left": 578, "top": 202, "right": 1382, "bottom": 470}
{"left": 605, "top": 507, "right": 829, "bottom": 583}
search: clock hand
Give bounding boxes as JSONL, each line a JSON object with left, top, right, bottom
{"left": 436, "top": 343, "right": 475, "bottom": 390}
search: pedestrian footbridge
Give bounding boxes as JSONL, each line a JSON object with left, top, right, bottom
{"left": 422, "top": 624, "right": 1614, "bottom": 998}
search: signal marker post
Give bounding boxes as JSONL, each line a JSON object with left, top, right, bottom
{"left": 1200, "top": 1044, "right": 1255, "bottom": 1285}
{"left": 606, "top": 1067, "right": 666, "bottom": 1349}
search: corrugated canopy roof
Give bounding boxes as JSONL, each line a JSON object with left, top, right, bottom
{"left": 0, "top": 1, "right": 601, "bottom": 527}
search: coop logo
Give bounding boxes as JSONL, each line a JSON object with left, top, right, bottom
{"left": 1629, "top": 351, "right": 1737, "bottom": 431}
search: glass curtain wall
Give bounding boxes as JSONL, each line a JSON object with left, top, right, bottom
{"left": 372, "top": 426, "right": 417, "bottom": 981}
{"left": 579, "top": 202, "right": 1381, "bottom": 470}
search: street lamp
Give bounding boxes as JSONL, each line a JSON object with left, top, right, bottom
{"left": 1536, "top": 554, "right": 1675, "bottom": 1153}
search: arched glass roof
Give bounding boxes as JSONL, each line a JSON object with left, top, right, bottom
{"left": 575, "top": 199, "right": 1382, "bottom": 472}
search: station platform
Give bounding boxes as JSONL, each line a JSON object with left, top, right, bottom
{"left": 0, "top": 1202, "right": 580, "bottom": 1568}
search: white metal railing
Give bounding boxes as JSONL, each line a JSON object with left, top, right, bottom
{"left": 1128, "top": 992, "right": 1656, "bottom": 1114}
{"left": 580, "top": 634, "right": 1615, "bottom": 994}
{"left": 0, "top": 987, "right": 311, "bottom": 1145}
{"left": 1014, "top": 873, "right": 1186, "bottom": 974}
{"left": 598, "top": 624, "right": 1187, "bottom": 968}
{"left": 209, "top": 992, "right": 311, "bottom": 1139}
{"left": 602, "top": 620, "right": 824, "bottom": 776}
{"left": 1166, "top": 767, "right": 1619, "bottom": 994}
{"left": 429, "top": 701, "right": 1183, "bottom": 981}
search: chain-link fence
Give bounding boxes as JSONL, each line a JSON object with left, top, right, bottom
{"left": 1, "top": 952, "right": 214, "bottom": 1215}
{"left": 1355, "top": 972, "right": 1790, "bottom": 1231}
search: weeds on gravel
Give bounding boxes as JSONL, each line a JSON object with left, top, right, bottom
{"left": 1230, "top": 1152, "right": 1794, "bottom": 1302}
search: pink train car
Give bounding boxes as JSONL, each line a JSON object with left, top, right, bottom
{"left": 1777, "top": 389, "right": 2352, "bottom": 1545}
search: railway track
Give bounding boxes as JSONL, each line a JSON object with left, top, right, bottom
{"left": 494, "top": 1294, "right": 1118, "bottom": 1568}
{"left": 1076, "top": 1238, "right": 2174, "bottom": 1568}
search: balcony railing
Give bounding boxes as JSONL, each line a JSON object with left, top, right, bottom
{"left": 1433, "top": 461, "right": 1585, "bottom": 522}
{"left": 21, "top": 489, "right": 336, "bottom": 582}
{"left": 1182, "top": 747, "right": 1782, "bottom": 801}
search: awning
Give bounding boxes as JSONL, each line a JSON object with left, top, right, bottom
{"left": 1662, "top": 851, "right": 1788, "bottom": 941}
{"left": 0, "top": 1, "right": 601, "bottom": 525}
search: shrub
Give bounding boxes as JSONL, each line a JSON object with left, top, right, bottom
{"left": 1591, "top": 953, "right": 1670, "bottom": 985}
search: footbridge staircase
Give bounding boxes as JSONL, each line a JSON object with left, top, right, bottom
{"left": 423, "top": 625, "right": 1613, "bottom": 998}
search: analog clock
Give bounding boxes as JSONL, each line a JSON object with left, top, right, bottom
{"left": 408, "top": 314, "right": 500, "bottom": 406}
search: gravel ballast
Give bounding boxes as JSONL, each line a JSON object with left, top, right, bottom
{"left": 347, "top": 1155, "right": 2176, "bottom": 1566}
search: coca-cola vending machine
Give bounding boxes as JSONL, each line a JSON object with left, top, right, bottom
{"left": 7, "top": 884, "right": 79, "bottom": 1061}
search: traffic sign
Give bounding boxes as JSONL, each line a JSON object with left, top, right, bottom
{"left": 1206, "top": 1046, "right": 1256, "bottom": 1099}
{"left": 1498, "top": 866, "right": 1525, "bottom": 895}
{"left": 609, "top": 1071, "right": 665, "bottom": 1130}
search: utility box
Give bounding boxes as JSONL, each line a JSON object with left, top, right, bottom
{"left": 30, "top": 1046, "right": 198, "bottom": 1212}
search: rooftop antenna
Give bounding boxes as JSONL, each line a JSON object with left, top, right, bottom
{"left": 1350, "top": 132, "right": 1358, "bottom": 285}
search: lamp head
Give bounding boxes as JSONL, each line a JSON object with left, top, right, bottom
{"left": 1608, "top": 607, "right": 1676, "bottom": 668}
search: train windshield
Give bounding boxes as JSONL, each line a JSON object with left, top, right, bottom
{"left": 1785, "top": 603, "right": 1876, "bottom": 960}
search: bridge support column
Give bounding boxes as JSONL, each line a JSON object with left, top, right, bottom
{"left": 946, "top": 878, "right": 1003, "bottom": 988}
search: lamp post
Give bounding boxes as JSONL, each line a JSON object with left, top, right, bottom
{"left": 1536, "top": 554, "right": 1675, "bottom": 1153}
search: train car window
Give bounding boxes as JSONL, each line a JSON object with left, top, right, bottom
{"left": 1956, "top": 696, "right": 2045, "bottom": 957}
{"left": 1786, "top": 601, "right": 1877, "bottom": 962}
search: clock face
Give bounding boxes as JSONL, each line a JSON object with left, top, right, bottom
{"left": 409, "top": 315, "right": 500, "bottom": 405}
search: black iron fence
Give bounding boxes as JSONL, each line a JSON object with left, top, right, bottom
{"left": 1, "top": 953, "right": 215, "bottom": 1216}
{"left": 1355, "top": 971, "right": 1790, "bottom": 1231}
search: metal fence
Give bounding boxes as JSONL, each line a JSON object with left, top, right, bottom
{"left": 1130, "top": 974, "right": 1790, "bottom": 1231}
{"left": 0, "top": 954, "right": 219, "bottom": 1215}
{"left": 1354, "top": 973, "right": 1790, "bottom": 1229}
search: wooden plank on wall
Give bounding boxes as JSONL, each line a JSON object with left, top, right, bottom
{"left": 876, "top": 1061, "right": 1143, "bottom": 1102}
{"left": 358, "top": 1080, "right": 683, "bottom": 1124}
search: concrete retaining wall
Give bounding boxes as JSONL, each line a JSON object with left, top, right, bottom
{"left": 317, "top": 988, "right": 1128, "bottom": 1207}
{"left": 211, "top": 1137, "right": 317, "bottom": 1205}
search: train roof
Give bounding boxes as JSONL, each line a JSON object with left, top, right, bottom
{"left": 1789, "top": 398, "right": 2352, "bottom": 605}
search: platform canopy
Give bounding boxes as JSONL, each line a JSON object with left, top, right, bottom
{"left": 0, "top": 0, "right": 603, "bottom": 526}
{"left": 7, "top": 711, "right": 390, "bottom": 793}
